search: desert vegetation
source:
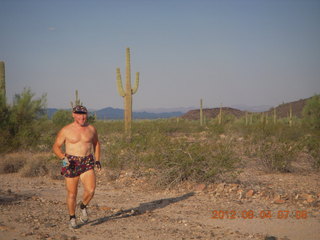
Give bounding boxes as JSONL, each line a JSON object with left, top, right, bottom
{"left": 1, "top": 87, "right": 320, "bottom": 187}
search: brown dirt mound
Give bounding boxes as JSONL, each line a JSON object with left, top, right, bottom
{"left": 181, "top": 97, "right": 311, "bottom": 120}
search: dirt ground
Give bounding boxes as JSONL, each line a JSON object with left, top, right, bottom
{"left": 0, "top": 161, "right": 320, "bottom": 240}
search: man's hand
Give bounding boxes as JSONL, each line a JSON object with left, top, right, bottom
{"left": 61, "top": 157, "right": 70, "bottom": 167}
{"left": 95, "top": 161, "right": 101, "bottom": 171}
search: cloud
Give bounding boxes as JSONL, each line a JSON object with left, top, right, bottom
{"left": 48, "top": 27, "right": 56, "bottom": 31}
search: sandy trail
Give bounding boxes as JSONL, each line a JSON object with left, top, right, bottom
{"left": 0, "top": 171, "right": 319, "bottom": 240}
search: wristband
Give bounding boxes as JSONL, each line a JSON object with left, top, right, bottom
{"left": 95, "top": 161, "right": 101, "bottom": 170}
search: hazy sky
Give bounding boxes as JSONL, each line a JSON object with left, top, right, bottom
{"left": 1, "top": 0, "right": 320, "bottom": 110}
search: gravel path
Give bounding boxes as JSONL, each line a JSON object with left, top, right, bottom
{"left": 0, "top": 170, "right": 319, "bottom": 240}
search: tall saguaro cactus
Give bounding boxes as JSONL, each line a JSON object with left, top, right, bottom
{"left": 218, "top": 103, "right": 222, "bottom": 125}
{"left": 200, "top": 99, "right": 203, "bottom": 126}
{"left": 0, "top": 61, "right": 6, "bottom": 104}
{"left": 70, "top": 89, "right": 82, "bottom": 108}
{"left": 289, "top": 104, "right": 293, "bottom": 127}
{"left": 116, "top": 48, "right": 140, "bottom": 135}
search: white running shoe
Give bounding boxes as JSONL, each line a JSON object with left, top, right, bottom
{"left": 69, "top": 217, "right": 77, "bottom": 229}
{"left": 80, "top": 207, "right": 88, "bottom": 223}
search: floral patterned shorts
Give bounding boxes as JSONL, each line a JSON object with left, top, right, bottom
{"left": 61, "top": 154, "right": 95, "bottom": 178}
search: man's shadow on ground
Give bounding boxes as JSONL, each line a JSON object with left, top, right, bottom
{"left": 85, "top": 192, "right": 195, "bottom": 227}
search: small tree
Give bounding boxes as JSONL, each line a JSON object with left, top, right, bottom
{"left": 7, "top": 88, "right": 47, "bottom": 150}
{"left": 303, "top": 95, "right": 320, "bottom": 129}
{"left": 52, "top": 110, "right": 73, "bottom": 127}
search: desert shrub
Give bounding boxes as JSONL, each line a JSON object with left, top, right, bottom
{"left": 52, "top": 110, "right": 73, "bottom": 127}
{"left": 0, "top": 88, "right": 47, "bottom": 152}
{"left": 0, "top": 152, "right": 62, "bottom": 179}
{"left": 302, "top": 94, "right": 320, "bottom": 129}
{"left": 256, "top": 139, "right": 298, "bottom": 172}
{"left": 302, "top": 134, "right": 320, "bottom": 169}
{"left": 105, "top": 126, "right": 239, "bottom": 186}
{"left": 220, "top": 113, "right": 236, "bottom": 125}
{"left": 0, "top": 93, "right": 11, "bottom": 152}
{"left": 234, "top": 120, "right": 306, "bottom": 144}
{"left": 19, "top": 154, "right": 58, "bottom": 178}
{"left": 153, "top": 140, "right": 239, "bottom": 186}
{"left": 0, "top": 153, "right": 27, "bottom": 174}
{"left": 20, "top": 158, "right": 48, "bottom": 177}
{"left": 93, "top": 120, "right": 124, "bottom": 135}
{"left": 47, "top": 160, "right": 64, "bottom": 180}
{"left": 207, "top": 123, "right": 225, "bottom": 136}
{"left": 133, "top": 119, "right": 203, "bottom": 135}
{"left": 87, "top": 113, "right": 96, "bottom": 124}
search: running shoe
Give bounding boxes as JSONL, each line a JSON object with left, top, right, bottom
{"left": 69, "top": 217, "right": 77, "bottom": 229}
{"left": 80, "top": 207, "right": 88, "bottom": 223}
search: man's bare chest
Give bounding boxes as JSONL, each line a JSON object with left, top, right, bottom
{"left": 66, "top": 130, "right": 94, "bottom": 144}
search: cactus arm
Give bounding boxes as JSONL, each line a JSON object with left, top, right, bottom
{"left": 200, "top": 99, "right": 203, "bottom": 126}
{"left": 70, "top": 89, "right": 83, "bottom": 108}
{"left": 132, "top": 72, "right": 139, "bottom": 94}
{"left": 116, "top": 68, "right": 126, "bottom": 97}
{"left": 0, "top": 61, "right": 5, "bottom": 102}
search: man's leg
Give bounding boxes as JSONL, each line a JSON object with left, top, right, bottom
{"left": 65, "top": 176, "right": 80, "bottom": 216}
{"left": 79, "top": 169, "right": 96, "bottom": 223}
{"left": 80, "top": 169, "right": 96, "bottom": 205}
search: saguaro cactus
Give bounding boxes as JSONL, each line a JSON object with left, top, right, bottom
{"left": 289, "top": 104, "right": 293, "bottom": 127}
{"left": 0, "top": 61, "right": 6, "bottom": 104}
{"left": 116, "top": 48, "right": 139, "bottom": 135}
{"left": 70, "top": 89, "right": 82, "bottom": 108}
{"left": 218, "top": 103, "right": 222, "bottom": 125}
{"left": 200, "top": 99, "right": 203, "bottom": 126}
{"left": 245, "top": 111, "right": 248, "bottom": 125}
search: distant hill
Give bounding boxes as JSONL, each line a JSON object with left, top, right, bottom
{"left": 95, "top": 107, "right": 183, "bottom": 120}
{"left": 135, "top": 107, "right": 196, "bottom": 114}
{"left": 45, "top": 97, "right": 312, "bottom": 121}
{"left": 181, "top": 97, "right": 312, "bottom": 120}
{"left": 264, "top": 98, "right": 309, "bottom": 118}
{"left": 45, "top": 107, "right": 183, "bottom": 120}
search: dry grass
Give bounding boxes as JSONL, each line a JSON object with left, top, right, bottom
{"left": 0, "top": 152, "right": 62, "bottom": 179}
{"left": 0, "top": 152, "right": 28, "bottom": 174}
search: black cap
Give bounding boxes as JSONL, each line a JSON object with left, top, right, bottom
{"left": 72, "top": 105, "right": 88, "bottom": 114}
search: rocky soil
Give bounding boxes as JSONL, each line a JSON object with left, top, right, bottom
{"left": 0, "top": 164, "right": 320, "bottom": 240}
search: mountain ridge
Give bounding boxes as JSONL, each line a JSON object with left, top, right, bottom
{"left": 181, "top": 97, "right": 311, "bottom": 120}
{"left": 45, "top": 96, "right": 313, "bottom": 120}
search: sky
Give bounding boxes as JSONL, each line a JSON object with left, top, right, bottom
{"left": 1, "top": 0, "right": 320, "bottom": 111}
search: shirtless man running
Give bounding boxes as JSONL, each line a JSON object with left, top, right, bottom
{"left": 53, "top": 105, "right": 101, "bottom": 229}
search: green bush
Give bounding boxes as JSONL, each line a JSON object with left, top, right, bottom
{"left": 52, "top": 110, "right": 73, "bottom": 127}
{"left": 105, "top": 125, "right": 239, "bottom": 186}
{"left": 257, "top": 139, "right": 298, "bottom": 172}
{"left": 303, "top": 94, "right": 320, "bottom": 129}
{"left": 0, "top": 88, "right": 47, "bottom": 152}
{"left": 302, "top": 134, "right": 320, "bottom": 169}
{"left": 153, "top": 140, "right": 239, "bottom": 186}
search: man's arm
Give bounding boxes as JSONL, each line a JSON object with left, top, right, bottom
{"left": 53, "top": 128, "right": 66, "bottom": 159}
{"left": 92, "top": 126, "right": 101, "bottom": 163}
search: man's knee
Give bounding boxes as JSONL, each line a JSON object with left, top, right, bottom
{"left": 67, "top": 191, "right": 77, "bottom": 200}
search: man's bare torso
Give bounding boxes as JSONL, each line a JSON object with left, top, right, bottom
{"left": 63, "top": 123, "right": 96, "bottom": 157}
